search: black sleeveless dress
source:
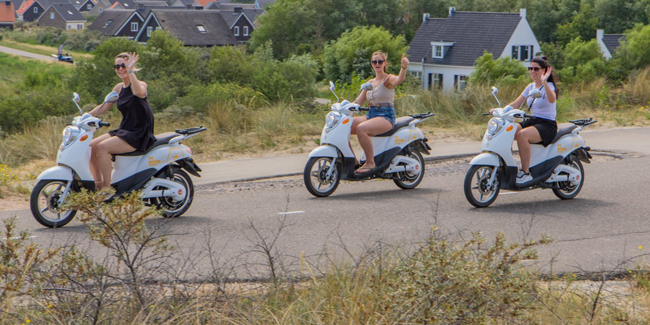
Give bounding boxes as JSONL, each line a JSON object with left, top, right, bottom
{"left": 108, "top": 85, "right": 156, "bottom": 152}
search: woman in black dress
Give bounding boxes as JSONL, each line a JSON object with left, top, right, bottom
{"left": 88, "top": 52, "right": 156, "bottom": 190}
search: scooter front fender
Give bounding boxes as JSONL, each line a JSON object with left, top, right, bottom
{"left": 469, "top": 152, "right": 501, "bottom": 167}
{"left": 308, "top": 145, "right": 339, "bottom": 158}
{"left": 37, "top": 166, "right": 74, "bottom": 181}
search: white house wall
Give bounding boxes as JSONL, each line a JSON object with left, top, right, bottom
{"left": 501, "top": 18, "right": 540, "bottom": 66}
{"left": 414, "top": 64, "right": 475, "bottom": 92}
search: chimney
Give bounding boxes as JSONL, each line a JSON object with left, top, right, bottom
{"left": 234, "top": 6, "right": 242, "bottom": 13}
{"left": 520, "top": 8, "right": 526, "bottom": 19}
{"left": 136, "top": 2, "right": 144, "bottom": 12}
{"left": 448, "top": 7, "right": 455, "bottom": 17}
{"left": 597, "top": 29, "right": 604, "bottom": 40}
{"left": 4, "top": 0, "right": 10, "bottom": 6}
{"left": 423, "top": 13, "right": 429, "bottom": 23}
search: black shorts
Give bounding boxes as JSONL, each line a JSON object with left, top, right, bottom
{"left": 519, "top": 117, "right": 558, "bottom": 147}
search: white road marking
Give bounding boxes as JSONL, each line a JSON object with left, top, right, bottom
{"left": 278, "top": 211, "right": 306, "bottom": 215}
{"left": 498, "top": 192, "right": 519, "bottom": 195}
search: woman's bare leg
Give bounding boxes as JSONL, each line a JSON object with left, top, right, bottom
{"left": 94, "top": 137, "right": 135, "bottom": 190}
{"left": 356, "top": 117, "right": 392, "bottom": 170}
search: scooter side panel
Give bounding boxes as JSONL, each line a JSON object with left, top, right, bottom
{"left": 320, "top": 117, "right": 354, "bottom": 158}
{"left": 37, "top": 166, "right": 73, "bottom": 181}
{"left": 529, "top": 144, "right": 550, "bottom": 169}
{"left": 308, "top": 145, "right": 338, "bottom": 158}
{"left": 57, "top": 131, "right": 94, "bottom": 181}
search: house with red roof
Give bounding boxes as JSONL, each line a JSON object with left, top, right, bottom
{"left": 0, "top": 0, "right": 15, "bottom": 30}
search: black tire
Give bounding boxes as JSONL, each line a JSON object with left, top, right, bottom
{"left": 152, "top": 167, "right": 194, "bottom": 218}
{"left": 464, "top": 165, "right": 500, "bottom": 208}
{"left": 552, "top": 157, "right": 584, "bottom": 200}
{"left": 30, "top": 180, "right": 78, "bottom": 228}
{"left": 304, "top": 157, "right": 340, "bottom": 197}
{"left": 393, "top": 149, "right": 425, "bottom": 189}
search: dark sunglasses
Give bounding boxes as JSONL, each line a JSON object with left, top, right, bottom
{"left": 528, "top": 66, "right": 542, "bottom": 71}
{"left": 371, "top": 60, "right": 385, "bottom": 65}
{"left": 114, "top": 63, "right": 126, "bottom": 69}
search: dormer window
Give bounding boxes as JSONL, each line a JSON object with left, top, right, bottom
{"left": 430, "top": 41, "right": 454, "bottom": 59}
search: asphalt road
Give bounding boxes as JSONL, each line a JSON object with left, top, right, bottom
{"left": 0, "top": 45, "right": 57, "bottom": 62}
{"left": 2, "top": 149, "right": 649, "bottom": 280}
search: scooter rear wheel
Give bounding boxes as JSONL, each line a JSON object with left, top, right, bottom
{"left": 153, "top": 167, "right": 194, "bottom": 218}
{"left": 464, "top": 165, "right": 500, "bottom": 208}
{"left": 393, "top": 150, "right": 425, "bottom": 189}
{"left": 30, "top": 180, "right": 78, "bottom": 228}
{"left": 304, "top": 157, "right": 340, "bottom": 197}
{"left": 552, "top": 157, "right": 584, "bottom": 200}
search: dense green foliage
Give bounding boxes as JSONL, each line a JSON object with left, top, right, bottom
{"left": 322, "top": 26, "right": 408, "bottom": 83}
{"left": 469, "top": 51, "right": 528, "bottom": 86}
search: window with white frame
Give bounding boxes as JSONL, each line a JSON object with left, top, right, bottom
{"left": 511, "top": 45, "right": 534, "bottom": 61}
{"left": 243, "top": 26, "right": 249, "bottom": 36}
{"left": 234, "top": 26, "right": 239, "bottom": 36}
{"left": 131, "top": 22, "right": 138, "bottom": 32}
{"left": 434, "top": 45, "right": 442, "bottom": 58}
{"left": 428, "top": 73, "right": 443, "bottom": 90}
{"left": 87, "top": 4, "right": 91, "bottom": 10}
{"left": 99, "top": 7, "right": 103, "bottom": 13}
{"left": 409, "top": 71, "right": 422, "bottom": 79}
{"left": 430, "top": 41, "right": 454, "bottom": 59}
{"left": 454, "top": 75, "right": 467, "bottom": 91}
{"left": 50, "top": 12, "right": 54, "bottom": 19}
{"left": 34, "top": 7, "right": 38, "bottom": 13}
{"left": 77, "top": 24, "right": 83, "bottom": 30}
{"left": 196, "top": 25, "right": 206, "bottom": 34}
{"left": 147, "top": 26, "right": 153, "bottom": 37}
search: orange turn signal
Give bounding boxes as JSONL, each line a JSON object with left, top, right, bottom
{"left": 342, "top": 118, "right": 350, "bottom": 124}
{"left": 506, "top": 125, "right": 513, "bottom": 132}
{"left": 80, "top": 135, "right": 88, "bottom": 142}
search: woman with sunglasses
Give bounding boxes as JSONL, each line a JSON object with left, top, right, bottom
{"left": 350, "top": 50, "right": 409, "bottom": 176}
{"left": 493, "top": 56, "right": 558, "bottom": 184}
{"left": 87, "top": 52, "right": 156, "bottom": 190}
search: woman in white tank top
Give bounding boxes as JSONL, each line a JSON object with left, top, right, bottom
{"left": 350, "top": 50, "right": 409, "bottom": 176}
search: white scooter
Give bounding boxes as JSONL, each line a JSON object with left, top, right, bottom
{"left": 30, "top": 92, "right": 206, "bottom": 228}
{"left": 304, "top": 82, "right": 434, "bottom": 197}
{"left": 463, "top": 87, "right": 596, "bottom": 208}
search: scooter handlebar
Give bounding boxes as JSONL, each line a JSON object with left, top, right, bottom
{"left": 99, "top": 122, "right": 111, "bottom": 127}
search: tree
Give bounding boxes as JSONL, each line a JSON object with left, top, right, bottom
{"left": 610, "top": 23, "right": 650, "bottom": 75}
{"left": 323, "top": 26, "right": 408, "bottom": 83}
{"left": 469, "top": 51, "right": 528, "bottom": 86}
{"left": 555, "top": 2, "right": 598, "bottom": 46}
{"left": 558, "top": 38, "right": 607, "bottom": 84}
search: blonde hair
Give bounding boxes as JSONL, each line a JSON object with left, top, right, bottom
{"left": 115, "top": 52, "right": 141, "bottom": 72}
{"left": 372, "top": 51, "right": 388, "bottom": 74}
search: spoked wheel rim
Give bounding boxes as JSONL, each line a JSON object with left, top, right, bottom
{"left": 467, "top": 166, "right": 499, "bottom": 205}
{"left": 34, "top": 181, "right": 75, "bottom": 224}
{"left": 553, "top": 158, "right": 584, "bottom": 198}
{"left": 393, "top": 150, "right": 425, "bottom": 189}
{"left": 308, "top": 158, "right": 338, "bottom": 194}
{"left": 154, "top": 170, "right": 193, "bottom": 216}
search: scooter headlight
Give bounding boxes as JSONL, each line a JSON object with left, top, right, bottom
{"left": 486, "top": 118, "right": 504, "bottom": 139}
{"left": 325, "top": 111, "right": 342, "bottom": 132}
{"left": 61, "top": 126, "right": 80, "bottom": 149}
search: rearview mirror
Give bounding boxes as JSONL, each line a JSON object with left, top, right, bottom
{"left": 104, "top": 91, "right": 119, "bottom": 103}
{"left": 329, "top": 81, "right": 335, "bottom": 92}
{"left": 360, "top": 83, "right": 373, "bottom": 91}
{"left": 491, "top": 86, "right": 498, "bottom": 95}
{"left": 73, "top": 92, "right": 80, "bottom": 103}
{"left": 529, "top": 89, "right": 542, "bottom": 99}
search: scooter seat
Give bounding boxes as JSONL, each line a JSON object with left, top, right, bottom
{"left": 375, "top": 116, "right": 415, "bottom": 137}
{"left": 549, "top": 123, "right": 577, "bottom": 144}
{"left": 113, "top": 132, "right": 178, "bottom": 157}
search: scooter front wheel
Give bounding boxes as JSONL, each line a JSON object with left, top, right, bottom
{"left": 304, "top": 157, "right": 340, "bottom": 197}
{"left": 30, "top": 180, "right": 78, "bottom": 228}
{"left": 464, "top": 165, "right": 500, "bottom": 208}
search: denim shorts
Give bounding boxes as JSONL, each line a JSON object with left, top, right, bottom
{"left": 366, "top": 105, "right": 396, "bottom": 125}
